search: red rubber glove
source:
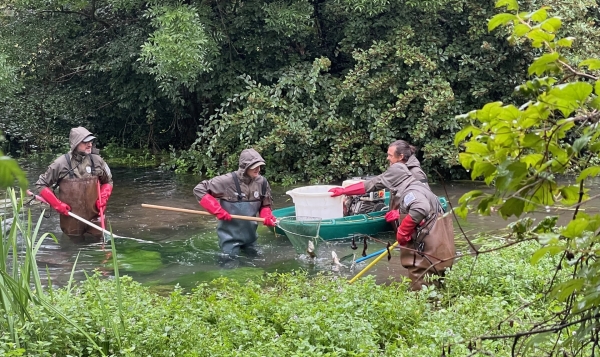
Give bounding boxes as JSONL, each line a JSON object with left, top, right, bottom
{"left": 199, "top": 194, "right": 232, "bottom": 221}
{"left": 396, "top": 214, "right": 418, "bottom": 246}
{"left": 96, "top": 183, "right": 113, "bottom": 211}
{"left": 385, "top": 210, "right": 400, "bottom": 223}
{"left": 259, "top": 207, "right": 277, "bottom": 227}
{"left": 328, "top": 182, "right": 366, "bottom": 197}
{"left": 39, "top": 187, "right": 71, "bottom": 216}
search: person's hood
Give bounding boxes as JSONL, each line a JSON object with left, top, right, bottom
{"left": 69, "top": 127, "right": 94, "bottom": 153}
{"left": 238, "top": 149, "right": 265, "bottom": 171}
{"left": 405, "top": 155, "right": 421, "bottom": 169}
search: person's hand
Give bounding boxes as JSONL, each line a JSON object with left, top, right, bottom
{"left": 39, "top": 187, "right": 71, "bottom": 216}
{"left": 96, "top": 183, "right": 113, "bottom": 211}
{"left": 199, "top": 194, "right": 232, "bottom": 221}
{"left": 396, "top": 215, "right": 417, "bottom": 246}
{"left": 259, "top": 207, "right": 277, "bottom": 227}
{"left": 385, "top": 210, "right": 400, "bottom": 223}
{"left": 328, "top": 187, "right": 345, "bottom": 197}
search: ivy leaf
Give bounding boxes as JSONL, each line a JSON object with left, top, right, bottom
{"left": 577, "top": 166, "right": 600, "bottom": 182}
{"left": 551, "top": 279, "right": 584, "bottom": 302}
{"left": 595, "top": 80, "right": 600, "bottom": 95}
{"left": 495, "top": 0, "right": 519, "bottom": 11}
{"left": 579, "top": 59, "right": 600, "bottom": 70}
{"left": 528, "top": 52, "right": 559, "bottom": 76}
{"left": 488, "top": 13, "right": 517, "bottom": 32}
{"left": 561, "top": 218, "right": 588, "bottom": 239}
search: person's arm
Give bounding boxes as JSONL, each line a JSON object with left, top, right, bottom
{"left": 95, "top": 157, "right": 113, "bottom": 210}
{"left": 259, "top": 179, "right": 276, "bottom": 227}
{"left": 34, "top": 159, "right": 64, "bottom": 193}
{"left": 193, "top": 176, "right": 232, "bottom": 221}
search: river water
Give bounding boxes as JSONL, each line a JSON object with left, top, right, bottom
{"left": 14, "top": 159, "right": 600, "bottom": 291}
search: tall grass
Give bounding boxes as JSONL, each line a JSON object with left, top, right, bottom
{"left": 0, "top": 187, "right": 118, "bottom": 354}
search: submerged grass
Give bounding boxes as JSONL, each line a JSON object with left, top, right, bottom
{"left": 0, "top": 189, "right": 564, "bottom": 356}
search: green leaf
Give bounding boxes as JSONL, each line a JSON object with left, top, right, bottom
{"left": 513, "top": 24, "right": 530, "bottom": 37}
{"left": 521, "top": 153, "right": 543, "bottom": 168}
{"left": 540, "top": 17, "right": 561, "bottom": 32}
{"left": 559, "top": 185, "right": 581, "bottom": 206}
{"left": 453, "top": 205, "right": 468, "bottom": 219}
{"left": 577, "top": 166, "right": 600, "bottom": 182}
{"left": 499, "top": 197, "right": 525, "bottom": 218}
{"left": 528, "top": 52, "right": 560, "bottom": 76}
{"left": 526, "top": 28, "right": 555, "bottom": 43}
{"left": 572, "top": 135, "right": 591, "bottom": 154}
{"left": 596, "top": 80, "right": 600, "bottom": 96}
{"left": 458, "top": 190, "right": 484, "bottom": 205}
{"left": 561, "top": 218, "right": 588, "bottom": 239}
{"left": 488, "top": 13, "right": 517, "bottom": 32}
{"left": 591, "top": 96, "right": 600, "bottom": 110}
{"left": 579, "top": 59, "right": 600, "bottom": 70}
{"left": 545, "top": 82, "right": 594, "bottom": 117}
{"left": 531, "top": 245, "right": 563, "bottom": 264}
{"left": 551, "top": 279, "right": 584, "bottom": 302}
{"left": 454, "top": 125, "right": 482, "bottom": 146}
{"left": 471, "top": 162, "right": 496, "bottom": 180}
{"left": 530, "top": 8, "right": 548, "bottom": 23}
{"left": 556, "top": 37, "right": 575, "bottom": 48}
{"left": 495, "top": 0, "right": 519, "bottom": 11}
{"left": 464, "top": 141, "right": 489, "bottom": 155}
{"left": 475, "top": 102, "right": 503, "bottom": 122}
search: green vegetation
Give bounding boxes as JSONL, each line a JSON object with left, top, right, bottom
{"left": 2, "top": 0, "right": 596, "bottom": 181}
{"left": 454, "top": 0, "right": 600, "bottom": 353}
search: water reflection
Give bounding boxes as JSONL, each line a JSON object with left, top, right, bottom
{"left": 16, "top": 159, "right": 600, "bottom": 289}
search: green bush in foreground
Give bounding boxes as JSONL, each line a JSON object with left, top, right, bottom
{"left": 1, "top": 241, "right": 562, "bottom": 356}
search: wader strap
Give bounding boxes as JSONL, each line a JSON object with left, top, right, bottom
{"left": 420, "top": 179, "right": 428, "bottom": 184}
{"left": 65, "top": 154, "right": 74, "bottom": 179}
{"left": 231, "top": 172, "right": 244, "bottom": 201}
{"left": 89, "top": 154, "right": 96, "bottom": 174}
{"left": 261, "top": 179, "right": 267, "bottom": 197}
{"left": 53, "top": 154, "right": 75, "bottom": 190}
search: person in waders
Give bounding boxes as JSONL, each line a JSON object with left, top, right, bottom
{"left": 329, "top": 141, "right": 455, "bottom": 290}
{"left": 35, "top": 127, "right": 113, "bottom": 241}
{"left": 193, "top": 149, "right": 277, "bottom": 262}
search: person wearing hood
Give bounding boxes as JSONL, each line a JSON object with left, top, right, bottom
{"left": 35, "top": 126, "right": 113, "bottom": 239}
{"left": 329, "top": 140, "right": 455, "bottom": 289}
{"left": 193, "top": 148, "right": 276, "bottom": 258}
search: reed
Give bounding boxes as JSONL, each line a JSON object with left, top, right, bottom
{"left": 0, "top": 188, "right": 104, "bottom": 354}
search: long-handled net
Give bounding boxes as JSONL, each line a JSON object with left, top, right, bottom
{"left": 277, "top": 216, "right": 322, "bottom": 255}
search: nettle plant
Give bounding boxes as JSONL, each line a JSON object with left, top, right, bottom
{"left": 455, "top": 0, "right": 600, "bottom": 354}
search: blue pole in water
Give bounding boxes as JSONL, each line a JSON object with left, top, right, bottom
{"left": 355, "top": 248, "right": 388, "bottom": 264}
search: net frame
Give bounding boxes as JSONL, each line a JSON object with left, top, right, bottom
{"left": 277, "top": 216, "right": 323, "bottom": 255}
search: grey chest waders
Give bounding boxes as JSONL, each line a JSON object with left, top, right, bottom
{"left": 216, "top": 173, "right": 267, "bottom": 256}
